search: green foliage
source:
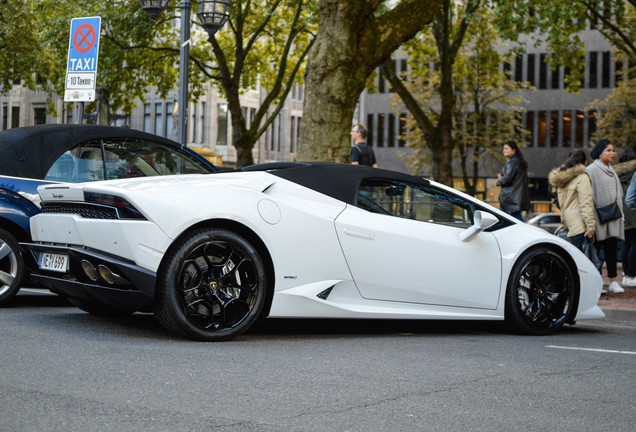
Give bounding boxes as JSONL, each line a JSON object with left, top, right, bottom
{"left": 393, "top": 1, "right": 529, "bottom": 190}
{"left": 591, "top": 76, "right": 636, "bottom": 147}
{"left": 0, "top": 0, "right": 45, "bottom": 92}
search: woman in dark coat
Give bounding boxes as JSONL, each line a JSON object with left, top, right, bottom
{"left": 497, "top": 141, "right": 531, "bottom": 221}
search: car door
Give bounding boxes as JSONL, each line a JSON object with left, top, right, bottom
{"left": 335, "top": 179, "right": 502, "bottom": 309}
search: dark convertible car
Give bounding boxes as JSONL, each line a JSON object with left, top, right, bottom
{"left": 0, "top": 124, "right": 217, "bottom": 305}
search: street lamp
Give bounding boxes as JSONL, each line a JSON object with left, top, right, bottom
{"left": 138, "top": 0, "right": 231, "bottom": 145}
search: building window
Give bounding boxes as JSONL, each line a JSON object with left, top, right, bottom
{"left": 2, "top": 104, "right": 7, "bottom": 130}
{"left": 551, "top": 64, "right": 560, "bottom": 89}
{"left": 602, "top": 51, "right": 611, "bottom": 88}
{"left": 539, "top": 54, "right": 547, "bottom": 89}
{"left": 143, "top": 104, "right": 151, "bottom": 132}
{"left": 575, "top": 110, "right": 585, "bottom": 147}
{"left": 190, "top": 103, "right": 197, "bottom": 143}
{"left": 527, "top": 54, "right": 536, "bottom": 86}
{"left": 33, "top": 107, "right": 46, "bottom": 125}
{"left": 550, "top": 110, "right": 559, "bottom": 147}
{"left": 588, "top": 110, "right": 597, "bottom": 143}
{"left": 296, "top": 114, "right": 301, "bottom": 152}
{"left": 377, "top": 113, "right": 385, "bottom": 147}
{"left": 563, "top": 110, "right": 572, "bottom": 147}
{"left": 166, "top": 102, "right": 174, "bottom": 141}
{"left": 200, "top": 102, "right": 206, "bottom": 143}
{"left": 388, "top": 113, "right": 395, "bottom": 147}
{"left": 378, "top": 68, "right": 386, "bottom": 93}
{"left": 399, "top": 113, "right": 406, "bottom": 147}
{"left": 367, "top": 114, "right": 374, "bottom": 147}
{"left": 538, "top": 111, "right": 547, "bottom": 147}
{"left": 11, "top": 106, "right": 19, "bottom": 128}
{"left": 525, "top": 111, "right": 535, "bottom": 147}
{"left": 217, "top": 103, "right": 228, "bottom": 146}
{"left": 615, "top": 61, "right": 624, "bottom": 85}
{"left": 154, "top": 103, "right": 163, "bottom": 136}
{"left": 515, "top": 55, "right": 523, "bottom": 82}
{"left": 589, "top": 51, "right": 598, "bottom": 88}
{"left": 290, "top": 116, "right": 296, "bottom": 154}
{"left": 503, "top": 61, "right": 512, "bottom": 80}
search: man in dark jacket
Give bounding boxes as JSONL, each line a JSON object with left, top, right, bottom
{"left": 350, "top": 124, "right": 378, "bottom": 167}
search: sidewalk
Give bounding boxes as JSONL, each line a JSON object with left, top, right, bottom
{"left": 598, "top": 262, "right": 636, "bottom": 311}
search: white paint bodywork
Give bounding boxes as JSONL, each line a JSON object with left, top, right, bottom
{"left": 30, "top": 172, "right": 605, "bottom": 323}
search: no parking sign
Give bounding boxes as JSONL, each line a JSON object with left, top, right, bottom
{"left": 64, "top": 16, "right": 101, "bottom": 102}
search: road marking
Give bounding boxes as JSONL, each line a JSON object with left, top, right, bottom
{"left": 546, "top": 345, "right": 636, "bottom": 355}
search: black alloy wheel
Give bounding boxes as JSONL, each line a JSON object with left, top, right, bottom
{"left": 154, "top": 229, "right": 266, "bottom": 341}
{"left": 505, "top": 248, "right": 577, "bottom": 334}
{"left": 0, "top": 228, "right": 25, "bottom": 306}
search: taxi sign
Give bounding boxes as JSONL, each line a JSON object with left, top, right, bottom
{"left": 64, "top": 17, "right": 101, "bottom": 102}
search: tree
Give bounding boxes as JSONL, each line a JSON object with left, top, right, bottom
{"left": 37, "top": 0, "right": 189, "bottom": 121}
{"left": 383, "top": 1, "right": 529, "bottom": 188}
{"left": 381, "top": 0, "right": 481, "bottom": 186}
{"left": 0, "top": 0, "right": 45, "bottom": 92}
{"left": 202, "top": 0, "right": 317, "bottom": 167}
{"left": 34, "top": 0, "right": 316, "bottom": 168}
{"left": 297, "top": 0, "right": 445, "bottom": 164}
{"left": 591, "top": 76, "right": 636, "bottom": 146}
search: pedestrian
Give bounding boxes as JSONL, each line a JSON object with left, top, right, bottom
{"left": 587, "top": 138, "right": 624, "bottom": 294}
{"left": 616, "top": 146, "right": 636, "bottom": 287}
{"left": 548, "top": 150, "right": 595, "bottom": 251}
{"left": 496, "top": 141, "right": 530, "bottom": 221}
{"left": 350, "top": 124, "right": 378, "bottom": 167}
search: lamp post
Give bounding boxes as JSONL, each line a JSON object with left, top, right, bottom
{"left": 138, "top": 0, "right": 230, "bottom": 145}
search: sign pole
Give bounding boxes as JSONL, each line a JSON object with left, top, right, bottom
{"left": 76, "top": 103, "right": 84, "bottom": 125}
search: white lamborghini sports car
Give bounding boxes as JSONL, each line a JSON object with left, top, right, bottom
{"left": 22, "top": 162, "right": 604, "bottom": 341}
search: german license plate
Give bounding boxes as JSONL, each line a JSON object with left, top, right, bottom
{"left": 39, "top": 252, "right": 69, "bottom": 273}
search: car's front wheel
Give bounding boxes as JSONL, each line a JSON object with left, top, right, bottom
{"left": 505, "top": 248, "right": 577, "bottom": 334}
{"left": 154, "top": 229, "right": 266, "bottom": 341}
{"left": 0, "top": 228, "right": 25, "bottom": 306}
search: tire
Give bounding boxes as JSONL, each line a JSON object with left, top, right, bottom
{"left": 505, "top": 248, "right": 577, "bottom": 335}
{"left": 0, "top": 228, "right": 25, "bottom": 306}
{"left": 154, "top": 229, "right": 267, "bottom": 341}
{"left": 68, "top": 298, "right": 133, "bottom": 317}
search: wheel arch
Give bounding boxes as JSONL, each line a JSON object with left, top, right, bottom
{"left": 0, "top": 217, "right": 31, "bottom": 243}
{"left": 161, "top": 218, "right": 276, "bottom": 318}
{"left": 509, "top": 242, "right": 581, "bottom": 325}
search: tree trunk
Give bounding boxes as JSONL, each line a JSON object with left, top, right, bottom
{"left": 298, "top": 0, "right": 444, "bottom": 163}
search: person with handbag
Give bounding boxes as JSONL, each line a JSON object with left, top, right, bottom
{"left": 587, "top": 139, "right": 625, "bottom": 294}
{"left": 548, "top": 150, "right": 595, "bottom": 251}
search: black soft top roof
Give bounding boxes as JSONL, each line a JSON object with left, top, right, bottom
{"left": 0, "top": 124, "right": 184, "bottom": 179}
{"left": 241, "top": 162, "right": 430, "bottom": 204}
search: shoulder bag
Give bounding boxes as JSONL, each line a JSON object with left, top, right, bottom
{"left": 596, "top": 173, "right": 622, "bottom": 224}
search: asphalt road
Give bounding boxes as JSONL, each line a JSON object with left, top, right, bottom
{"left": 1, "top": 289, "right": 634, "bottom": 432}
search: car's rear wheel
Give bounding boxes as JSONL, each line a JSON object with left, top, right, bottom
{"left": 0, "top": 228, "right": 25, "bottom": 306}
{"left": 154, "top": 229, "right": 266, "bottom": 341}
{"left": 505, "top": 248, "right": 577, "bottom": 334}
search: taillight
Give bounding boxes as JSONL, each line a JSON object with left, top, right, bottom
{"left": 83, "top": 192, "right": 145, "bottom": 219}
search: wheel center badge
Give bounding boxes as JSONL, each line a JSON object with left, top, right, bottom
{"left": 209, "top": 281, "right": 218, "bottom": 291}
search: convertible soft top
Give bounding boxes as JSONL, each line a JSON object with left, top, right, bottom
{"left": 0, "top": 124, "right": 185, "bottom": 179}
{"left": 241, "top": 161, "right": 430, "bottom": 205}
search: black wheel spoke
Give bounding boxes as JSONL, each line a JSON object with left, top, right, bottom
{"left": 508, "top": 249, "right": 575, "bottom": 333}
{"left": 159, "top": 229, "right": 265, "bottom": 340}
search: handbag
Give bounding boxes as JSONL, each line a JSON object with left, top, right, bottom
{"left": 581, "top": 238, "right": 602, "bottom": 270}
{"left": 596, "top": 201, "right": 622, "bottom": 224}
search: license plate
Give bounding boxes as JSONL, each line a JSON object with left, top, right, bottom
{"left": 39, "top": 252, "right": 69, "bottom": 273}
